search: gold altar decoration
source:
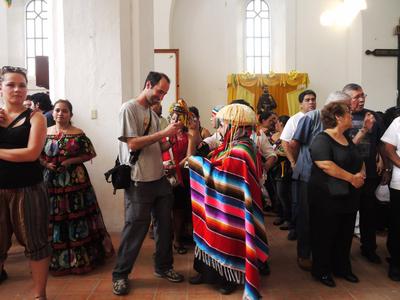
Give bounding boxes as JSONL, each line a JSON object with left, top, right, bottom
{"left": 227, "top": 71, "right": 309, "bottom": 116}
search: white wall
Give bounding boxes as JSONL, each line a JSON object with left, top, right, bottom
{"left": 153, "top": 0, "right": 174, "bottom": 49}
{"left": 59, "top": 0, "right": 125, "bottom": 231}
{"left": 294, "top": 0, "right": 363, "bottom": 104}
{"left": 362, "top": 0, "right": 399, "bottom": 110}
{"left": 4, "top": 0, "right": 25, "bottom": 68}
{"left": 171, "top": 0, "right": 242, "bottom": 130}
{"left": 170, "top": 0, "right": 399, "bottom": 120}
{"left": 53, "top": 0, "right": 155, "bottom": 231}
{"left": 48, "top": 0, "right": 65, "bottom": 99}
{"left": 0, "top": 5, "right": 8, "bottom": 67}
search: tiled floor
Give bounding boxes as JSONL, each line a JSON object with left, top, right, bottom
{"left": 1, "top": 217, "right": 399, "bottom": 300}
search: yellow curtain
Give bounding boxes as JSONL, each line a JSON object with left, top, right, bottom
{"left": 287, "top": 89, "right": 307, "bottom": 116}
{"left": 227, "top": 72, "right": 309, "bottom": 116}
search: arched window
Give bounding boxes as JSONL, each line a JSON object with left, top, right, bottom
{"left": 245, "top": 0, "right": 271, "bottom": 74}
{"left": 25, "top": 0, "right": 48, "bottom": 76}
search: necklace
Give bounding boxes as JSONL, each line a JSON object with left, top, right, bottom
{"left": 55, "top": 125, "right": 71, "bottom": 135}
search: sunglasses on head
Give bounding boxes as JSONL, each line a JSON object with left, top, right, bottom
{"left": 1, "top": 66, "right": 27, "bottom": 75}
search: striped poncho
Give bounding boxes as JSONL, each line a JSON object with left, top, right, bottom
{"left": 189, "top": 138, "right": 269, "bottom": 300}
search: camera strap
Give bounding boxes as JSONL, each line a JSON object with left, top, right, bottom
{"left": 129, "top": 108, "right": 152, "bottom": 161}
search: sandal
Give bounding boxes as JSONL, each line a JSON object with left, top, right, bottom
{"left": 173, "top": 244, "right": 188, "bottom": 255}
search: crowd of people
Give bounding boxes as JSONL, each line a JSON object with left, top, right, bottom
{"left": 1, "top": 66, "right": 400, "bottom": 299}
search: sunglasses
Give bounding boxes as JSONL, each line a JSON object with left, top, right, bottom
{"left": 1, "top": 66, "right": 27, "bottom": 75}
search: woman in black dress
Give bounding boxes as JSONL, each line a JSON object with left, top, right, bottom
{"left": 309, "top": 99, "right": 365, "bottom": 287}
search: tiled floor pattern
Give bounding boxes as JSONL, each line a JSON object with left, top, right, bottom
{"left": 1, "top": 217, "right": 399, "bottom": 299}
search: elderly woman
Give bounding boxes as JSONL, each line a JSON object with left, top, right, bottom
{"left": 0, "top": 66, "right": 51, "bottom": 300}
{"left": 309, "top": 99, "right": 365, "bottom": 287}
{"left": 40, "top": 99, "right": 114, "bottom": 275}
{"left": 188, "top": 104, "right": 269, "bottom": 299}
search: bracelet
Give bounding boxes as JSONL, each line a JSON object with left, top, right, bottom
{"left": 384, "top": 168, "right": 392, "bottom": 172}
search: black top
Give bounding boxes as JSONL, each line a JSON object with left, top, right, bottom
{"left": 308, "top": 132, "right": 363, "bottom": 213}
{"left": 0, "top": 109, "right": 43, "bottom": 189}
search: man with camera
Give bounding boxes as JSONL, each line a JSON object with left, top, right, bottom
{"left": 112, "top": 71, "right": 184, "bottom": 296}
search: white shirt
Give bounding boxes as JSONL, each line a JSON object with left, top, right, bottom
{"left": 381, "top": 116, "right": 400, "bottom": 190}
{"left": 203, "top": 132, "right": 223, "bottom": 150}
{"left": 280, "top": 111, "right": 305, "bottom": 142}
{"left": 252, "top": 130, "right": 277, "bottom": 161}
{"left": 203, "top": 130, "right": 276, "bottom": 161}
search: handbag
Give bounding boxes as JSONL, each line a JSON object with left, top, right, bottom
{"left": 104, "top": 109, "right": 152, "bottom": 194}
{"left": 104, "top": 157, "right": 132, "bottom": 194}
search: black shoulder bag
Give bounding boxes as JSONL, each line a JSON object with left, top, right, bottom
{"left": 105, "top": 110, "right": 152, "bottom": 194}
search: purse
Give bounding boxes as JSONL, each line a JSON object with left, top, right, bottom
{"left": 104, "top": 109, "right": 152, "bottom": 194}
{"left": 104, "top": 157, "right": 132, "bottom": 194}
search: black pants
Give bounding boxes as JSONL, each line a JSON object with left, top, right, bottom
{"left": 310, "top": 206, "right": 357, "bottom": 277}
{"left": 290, "top": 180, "right": 299, "bottom": 230}
{"left": 296, "top": 181, "right": 311, "bottom": 259}
{"left": 276, "top": 180, "right": 292, "bottom": 222}
{"left": 388, "top": 188, "right": 400, "bottom": 268}
{"left": 359, "top": 177, "right": 380, "bottom": 253}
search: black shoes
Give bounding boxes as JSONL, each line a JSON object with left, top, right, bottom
{"left": 334, "top": 272, "right": 359, "bottom": 283}
{"left": 388, "top": 265, "right": 400, "bottom": 281}
{"left": 273, "top": 218, "right": 284, "bottom": 226}
{"left": 0, "top": 269, "right": 8, "bottom": 284}
{"left": 259, "top": 261, "right": 271, "bottom": 276}
{"left": 190, "top": 273, "right": 236, "bottom": 295}
{"left": 219, "top": 282, "right": 237, "bottom": 295}
{"left": 361, "top": 251, "right": 382, "bottom": 264}
{"left": 313, "top": 274, "right": 336, "bottom": 287}
{"left": 279, "top": 221, "right": 290, "bottom": 230}
{"left": 173, "top": 244, "right": 188, "bottom": 255}
{"left": 189, "top": 273, "right": 204, "bottom": 285}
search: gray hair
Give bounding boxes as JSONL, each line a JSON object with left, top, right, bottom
{"left": 342, "top": 83, "right": 362, "bottom": 95}
{"left": 325, "top": 91, "right": 351, "bottom": 105}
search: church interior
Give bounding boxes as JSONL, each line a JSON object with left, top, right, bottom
{"left": 1, "top": 0, "right": 400, "bottom": 299}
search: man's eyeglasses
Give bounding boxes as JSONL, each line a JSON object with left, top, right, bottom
{"left": 1, "top": 66, "right": 27, "bottom": 75}
{"left": 352, "top": 93, "right": 367, "bottom": 100}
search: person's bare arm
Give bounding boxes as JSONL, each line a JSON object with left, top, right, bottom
{"left": 384, "top": 142, "right": 400, "bottom": 169}
{"left": 352, "top": 112, "right": 375, "bottom": 145}
{"left": 127, "top": 122, "right": 182, "bottom": 151}
{"left": 0, "top": 112, "right": 46, "bottom": 162}
{"left": 314, "top": 160, "right": 365, "bottom": 188}
{"left": 282, "top": 140, "right": 298, "bottom": 168}
{"left": 283, "top": 140, "right": 300, "bottom": 168}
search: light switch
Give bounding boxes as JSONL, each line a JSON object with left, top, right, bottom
{"left": 91, "top": 109, "right": 98, "bottom": 119}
